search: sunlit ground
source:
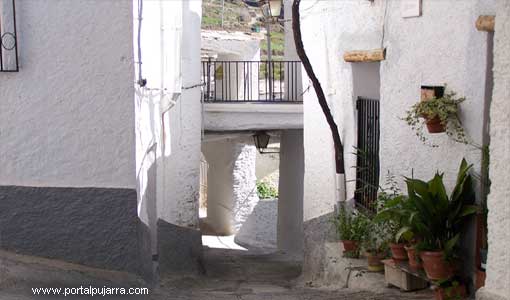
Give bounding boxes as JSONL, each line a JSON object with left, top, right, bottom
{"left": 202, "top": 234, "right": 248, "bottom": 251}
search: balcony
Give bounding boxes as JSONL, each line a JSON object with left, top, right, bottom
{"left": 202, "top": 60, "right": 302, "bottom": 103}
{"left": 202, "top": 60, "right": 303, "bottom": 131}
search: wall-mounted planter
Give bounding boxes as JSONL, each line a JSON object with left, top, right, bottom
{"left": 425, "top": 117, "right": 445, "bottom": 133}
{"left": 403, "top": 85, "right": 468, "bottom": 145}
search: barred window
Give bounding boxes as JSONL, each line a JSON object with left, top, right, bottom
{"left": 0, "top": 0, "right": 18, "bottom": 72}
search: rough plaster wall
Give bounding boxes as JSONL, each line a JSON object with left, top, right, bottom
{"left": 158, "top": 0, "right": 203, "bottom": 229}
{"left": 0, "top": 0, "right": 135, "bottom": 189}
{"left": 0, "top": 186, "right": 140, "bottom": 274}
{"left": 379, "top": 0, "right": 496, "bottom": 191}
{"left": 379, "top": 0, "right": 496, "bottom": 284}
{"left": 204, "top": 103, "right": 304, "bottom": 131}
{"left": 295, "top": 0, "right": 497, "bottom": 285}
{"left": 294, "top": 0, "right": 384, "bottom": 283}
{"left": 134, "top": 1, "right": 203, "bottom": 276}
{"left": 478, "top": 1, "right": 510, "bottom": 299}
{"left": 134, "top": 0, "right": 186, "bottom": 258}
{"left": 298, "top": 0, "right": 383, "bottom": 222}
{"left": 232, "top": 141, "right": 260, "bottom": 232}
{"left": 235, "top": 199, "right": 278, "bottom": 250}
{"left": 202, "top": 135, "right": 261, "bottom": 236}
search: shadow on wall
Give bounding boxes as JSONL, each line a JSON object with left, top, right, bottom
{"left": 235, "top": 198, "right": 278, "bottom": 250}
{"left": 301, "top": 211, "right": 338, "bottom": 284}
{"left": 135, "top": 0, "right": 204, "bottom": 280}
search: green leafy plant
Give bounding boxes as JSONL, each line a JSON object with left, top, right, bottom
{"left": 435, "top": 278, "right": 467, "bottom": 300}
{"left": 374, "top": 172, "right": 414, "bottom": 244}
{"left": 375, "top": 194, "right": 415, "bottom": 244}
{"left": 256, "top": 181, "right": 278, "bottom": 199}
{"left": 402, "top": 88, "right": 469, "bottom": 146}
{"left": 333, "top": 205, "right": 370, "bottom": 243}
{"left": 361, "top": 217, "right": 391, "bottom": 255}
{"left": 404, "top": 159, "right": 478, "bottom": 260}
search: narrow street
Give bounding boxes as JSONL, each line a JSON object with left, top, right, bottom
{"left": 0, "top": 246, "right": 434, "bottom": 300}
{"left": 154, "top": 247, "right": 434, "bottom": 300}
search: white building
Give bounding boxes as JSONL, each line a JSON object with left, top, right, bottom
{"left": 1, "top": 1, "right": 508, "bottom": 299}
{"left": 287, "top": 0, "right": 508, "bottom": 299}
{"left": 0, "top": 0, "right": 304, "bottom": 282}
{"left": 0, "top": 0, "right": 203, "bottom": 280}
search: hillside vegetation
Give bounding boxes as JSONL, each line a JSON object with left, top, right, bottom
{"left": 202, "top": 0, "right": 284, "bottom": 59}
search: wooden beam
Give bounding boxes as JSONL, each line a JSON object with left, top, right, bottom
{"left": 343, "top": 49, "right": 386, "bottom": 63}
{"left": 476, "top": 15, "right": 495, "bottom": 32}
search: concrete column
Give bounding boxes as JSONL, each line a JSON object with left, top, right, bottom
{"left": 277, "top": 130, "right": 304, "bottom": 255}
{"left": 202, "top": 138, "right": 237, "bottom": 235}
{"left": 202, "top": 136, "right": 259, "bottom": 235}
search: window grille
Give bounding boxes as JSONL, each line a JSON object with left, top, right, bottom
{"left": 0, "top": 0, "right": 19, "bottom": 72}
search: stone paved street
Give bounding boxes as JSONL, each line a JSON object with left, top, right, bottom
{"left": 0, "top": 247, "right": 434, "bottom": 300}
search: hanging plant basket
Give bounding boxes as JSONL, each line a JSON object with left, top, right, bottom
{"left": 402, "top": 86, "right": 469, "bottom": 145}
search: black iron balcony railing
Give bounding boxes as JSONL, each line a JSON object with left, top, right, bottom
{"left": 202, "top": 60, "right": 302, "bottom": 103}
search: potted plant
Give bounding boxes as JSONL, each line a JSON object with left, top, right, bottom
{"left": 376, "top": 192, "right": 423, "bottom": 269}
{"left": 333, "top": 205, "right": 370, "bottom": 258}
{"left": 405, "top": 243, "right": 423, "bottom": 270}
{"left": 362, "top": 217, "right": 391, "bottom": 272}
{"left": 375, "top": 193, "right": 412, "bottom": 262}
{"left": 374, "top": 173, "right": 415, "bottom": 263}
{"left": 405, "top": 159, "right": 478, "bottom": 280}
{"left": 434, "top": 278, "right": 468, "bottom": 300}
{"left": 403, "top": 87, "right": 468, "bottom": 145}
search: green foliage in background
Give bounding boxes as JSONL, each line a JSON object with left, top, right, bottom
{"left": 257, "top": 181, "right": 278, "bottom": 199}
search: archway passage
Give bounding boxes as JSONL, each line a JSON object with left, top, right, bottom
{"left": 198, "top": 130, "right": 304, "bottom": 279}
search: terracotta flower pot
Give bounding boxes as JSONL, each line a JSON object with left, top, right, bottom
{"left": 390, "top": 243, "right": 408, "bottom": 261}
{"left": 434, "top": 284, "right": 467, "bottom": 300}
{"left": 476, "top": 269, "right": 486, "bottom": 290}
{"left": 405, "top": 245, "right": 423, "bottom": 270}
{"left": 426, "top": 116, "right": 446, "bottom": 133}
{"left": 341, "top": 240, "right": 359, "bottom": 252}
{"left": 366, "top": 252, "right": 385, "bottom": 272}
{"left": 341, "top": 240, "right": 359, "bottom": 254}
{"left": 420, "top": 251, "right": 454, "bottom": 280}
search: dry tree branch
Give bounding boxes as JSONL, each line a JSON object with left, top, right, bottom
{"left": 291, "top": 0, "right": 345, "bottom": 175}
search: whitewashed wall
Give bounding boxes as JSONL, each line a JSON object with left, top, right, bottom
{"left": 134, "top": 0, "right": 202, "bottom": 271}
{"left": 379, "top": 0, "right": 496, "bottom": 189}
{"left": 0, "top": 0, "right": 135, "bottom": 189}
{"left": 296, "top": 0, "right": 384, "bottom": 222}
{"left": 478, "top": 2, "right": 510, "bottom": 299}
{"left": 134, "top": 0, "right": 184, "bottom": 256}
{"left": 158, "top": 0, "right": 202, "bottom": 229}
{"left": 293, "top": 0, "right": 497, "bottom": 285}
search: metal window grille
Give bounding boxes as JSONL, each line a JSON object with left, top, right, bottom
{"left": 201, "top": 60, "right": 302, "bottom": 103}
{"left": 355, "top": 97, "right": 380, "bottom": 213}
{"left": 0, "top": 0, "right": 19, "bottom": 72}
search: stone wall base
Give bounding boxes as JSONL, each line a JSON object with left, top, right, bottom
{"left": 157, "top": 220, "right": 203, "bottom": 276}
{"left": 0, "top": 185, "right": 146, "bottom": 275}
